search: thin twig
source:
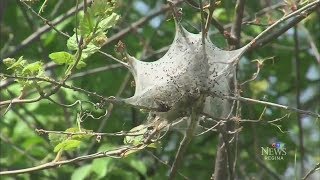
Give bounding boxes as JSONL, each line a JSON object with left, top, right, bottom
{"left": 35, "top": 128, "right": 145, "bottom": 137}
{"left": 253, "top": 155, "right": 281, "bottom": 180}
{"left": 147, "top": 151, "right": 189, "bottom": 180}
{"left": 302, "top": 162, "right": 320, "bottom": 180}
{"left": 300, "top": 25, "right": 320, "bottom": 64}
{"left": 86, "top": 72, "right": 131, "bottom": 153}
{"left": 1, "top": 1, "right": 88, "bottom": 59}
{"left": 247, "top": 0, "right": 320, "bottom": 51}
{"left": 204, "top": 0, "right": 216, "bottom": 36}
{"left": 0, "top": 134, "right": 38, "bottom": 162}
{"left": 209, "top": 93, "right": 320, "bottom": 118}
{"left": 70, "top": 64, "right": 123, "bottom": 79}
{"left": 102, "top": 0, "right": 183, "bottom": 47}
{"left": 169, "top": 97, "right": 204, "bottom": 180}
{"left": 199, "top": 0, "right": 206, "bottom": 45}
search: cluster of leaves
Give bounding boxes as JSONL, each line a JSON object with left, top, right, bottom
{"left": 2, "top": 0, "right": 121, "bottom": 156}
{"left": 50, "top": 0, "right": 120, "bottom": 75}
{"left": 46, "top": 0, "right": 123, "bottom": 156}
{"left": 124, "top": 124, "right": 160, "bottom": 148}
{"left": 3, "top": 56, "right": 45, "bottom": 88}
{"left": 48, "top": 127, "right": 93, "bottom": 154}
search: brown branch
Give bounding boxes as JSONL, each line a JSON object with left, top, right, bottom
{"left": 0, "top": 144, "right": 146, "bottom": 175}
{"left": 70, "top": 64, "right": 123, "bottom": 79}
{"left": 212, "top": 133, "right": 228, "bottom": 180}
{"left": 169, "top": 97, "right": 204, "bottom": 180}
{"left": 302, "top": 162, "right": 320, "bottom": 180}
{"left": 300, "top": 25, "right": 320, "bottom": 64}
{"left": 102, "top": 0, "right": 183, "bottom": 47}
{"left": 247, "top": 0, "right": 320, "bottom": 51}
{"left": 0, "top": 75, "right": 116, "bottom": 107}
{"left": 0, "top": 74, "right": 167, "bottom": 112}
{"left": 147, "top": 151, "right": 189, "bottom": 180}
{"left": 214, "top": 0, "right": 246, "bottom": 179}
{"left": 35, "top": 128, "right": 145, "bottom": 137}
{"left": 230, "top": 0, "right": 246, "bottom": 48}
{"left": 294, "top": 25, "right": 305, "bottom": 176}
{"left": 204, "top": 0, "right": 216, "bottom": 36}
{"left": 199, "top": 0, "right": 206, "bottom": 45}
{"left": 185, "top": 0, "right": 233, "bottom": 43}
{"left": 213, "top": 94, "right": 320, "bottom": 118}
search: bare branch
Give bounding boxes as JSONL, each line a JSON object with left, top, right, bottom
{"left": 209, "top": 93, "right": 320, "bottom": 118}
{"left": 230, "top": 0, "right": 246, "bottom": 47}
{"left": 102, "top": 0, "right": 183, "bottom": 47}
{"left": 302, "top": 162, "right": 320, "bottom": 180}
{"left": 294, "top": 25, "right": 305, "bottom": 176}
{"left": 0, "top": 144, "right": 147, "bottom": 175}
{"left": 35, "top": 129, "right": 145, "bottom": 137}
{"left": 169, "top": 97, "right": 204, "bottom": 180}
{"left": 1, "top": 1, "right": 89, "bottom": 59}
{"left": 247, "top": 0, "right": 320, "bottom": 51}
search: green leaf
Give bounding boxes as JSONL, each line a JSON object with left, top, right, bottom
{"left": 7, "top": 56, "right": 26, "bottom": 70}
{"left": 3, "top": 58, "right": 16, "bottom": 67}
{"left": 48, "top": 133, "right": 67, "bottom": 146}
{"left": 76, "top": 61, "right": 87, "bottom": 69}
{"left": 250, "top": 80, "right": 269, "bottom": 96}
{"left": 128, "top": 159, "right": 147, "bottom": 176}
{"left": 22, "top": 61, "right": 44, "bottom": 75}
{"left": 79, "top": 12, "right": 95, "bottom": 36}
{"left": 99, "top": 13, "right": 120, "bottom": 31}
{"left": 124, "top": 125, "right": 147, "bottom": 146}
{"left": 67, "top": 34, "right": 78, "bottom": 50}
{"left": 66, "top": 34, "right": 100, "bottom": 59}
{"left": 82, "top": 43, "right": 100, "bottom": 59}
{"left": 92, "top": 33, "right": 107, "bottom": 47}
{"left": 98, "top": 143, "right": 117, "bottom": 152}
{"left": 91, "top": 158, "right": 112, "bottom": 179}
{"left": 91, "top": 0, "right": 115, "bottom": 17}
{"left": 65, "top": 127, "right": 93, "bottom": 139}
{"left": 71, "top": 164, "right": 92, "bottom": 180}
{"left": 53, "top": 139, "right": 81, "bottom": 152}
{"left": 49, "top": 51, "right": 75, "bottom": 65}
{"left": 146, "top": 142, "right": 160, "bottom": 148}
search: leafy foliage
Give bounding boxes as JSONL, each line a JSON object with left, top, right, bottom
{"left": 0, "top": 0, "right": 319, "bottom": 180}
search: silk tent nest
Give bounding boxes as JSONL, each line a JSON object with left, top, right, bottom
{"left": 122, "top": 22, "right": 248, "bottom": 131}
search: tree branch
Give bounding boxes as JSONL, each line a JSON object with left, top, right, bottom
{"left": 0, "top": 145, "right": 145, "bottom": 175}
{"left": 230, "top": 0, "right": 246, "bottom": 47}
{"left": 294, "top": 25, "right": 305, "bottom": 176}
{"left": 214, "top": 94, "right": 320, "bottom": 118}
{"left": 1, "top": 1, "right": 90, "bottom": 59}
{"left": 302, "top": 162, "right": 320, "bottom": 180}
{"left": 101, "top": 0, "right": 183, "bottom": 47}
{"left": 247, "top": 0, "right": 320, "bottom": 51}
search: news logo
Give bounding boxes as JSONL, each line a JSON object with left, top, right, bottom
{"left": 271, "top": 142, "right": 285, "bottom": 149}
{"left": 261, "top": 141, "right": 287, "bottom": 160}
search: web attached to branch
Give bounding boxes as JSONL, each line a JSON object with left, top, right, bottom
{"left": 123, "top": 23, "right": 247, "bottom": 123}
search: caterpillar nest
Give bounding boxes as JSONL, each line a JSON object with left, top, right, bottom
{"left": 123, "top": 23, "right": 247, "bottom": 123}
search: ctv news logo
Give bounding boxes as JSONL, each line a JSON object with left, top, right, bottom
{"left": 261, "top": 142, "right": 287, "bottom": 160}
